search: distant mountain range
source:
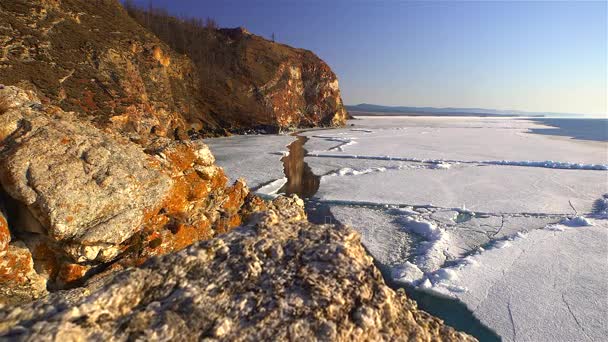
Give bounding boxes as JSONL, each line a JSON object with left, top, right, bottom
{"left": 346, "top": 104, "right": 585, "bottom": 118}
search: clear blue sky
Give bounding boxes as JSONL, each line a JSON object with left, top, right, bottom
{"left": 131, "top": 0, "right": 607, "bottom": 116}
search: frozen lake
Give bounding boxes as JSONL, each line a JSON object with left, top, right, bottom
{"left": 206, "top": 116, "right": 608, "bottom": 341}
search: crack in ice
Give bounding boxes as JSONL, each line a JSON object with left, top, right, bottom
{"left": 307, "top": 153, "right": 608, "bottom": 171}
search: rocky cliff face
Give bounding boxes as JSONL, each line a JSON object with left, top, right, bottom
{"left": 0, "top": 0, "right": 347, "bottom": 137}
{"left": 0, "top": 0, "right": 211, "bottom": 142}
{"left": 188, "top": 27, "right": 349, "bottom": 131}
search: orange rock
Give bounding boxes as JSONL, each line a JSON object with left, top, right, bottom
{"left": 221, "top": 179, "right": 249, "bottom": 216}
{"left": 0, "top": 243, "right": 47, "bottom": 304}
{"left": 56, "top": 263, "right": 89, "bottom": 285}
{"left": 31, "top": 242, "right": 60, "bottom": 280}
{"left": 0, "top": 211, "right": 9, "bottom": 254}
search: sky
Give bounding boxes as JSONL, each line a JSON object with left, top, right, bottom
{"left": 131, "top": 0, "right": 607, "bottom": 117}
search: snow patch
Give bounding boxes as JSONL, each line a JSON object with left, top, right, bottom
{"left": 399, "top": 216, "right": 443, "bottom": 240}
{"left": 327, "top": 167, "right": 387, "bottom": 177}
{"left": 397, "top": 215, "right": 450, "bottom": 272}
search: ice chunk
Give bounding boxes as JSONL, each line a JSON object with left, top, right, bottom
{"left": 561, "top": 216, "right": 594, "bottom": 227}
{"left": 391, "top": 262, "right": 424, "bottom": 285}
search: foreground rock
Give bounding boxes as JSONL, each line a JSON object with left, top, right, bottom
{"left": 0, "top": 86, "right": 253, "bottom": 293}
{"left": 0, "top": 85, "right": 172, "bottom": 261}
{"left": 0, "top": 211, "right": 475, "bottom": 341}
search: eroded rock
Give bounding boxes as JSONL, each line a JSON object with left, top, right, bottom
{"left": 0, "top": 214, "right": 475, "bottom": 341}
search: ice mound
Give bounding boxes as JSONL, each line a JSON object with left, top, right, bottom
{"left": 399, "top": 216, "right": 443, "bottom": 240}
{"left": 391, "top": 262, "right": 424, "bottom": 285}
{"left": 561, "top": 216, "right": 594, "bottom": 227}
{"left": 397, "top": 215, "right": 450, "bottom": 272}
{"left": 487, "top": 160, "right": 608, "bottom": 170}
{"left": 329, "top": 167, "right": 387, "bottom": 177}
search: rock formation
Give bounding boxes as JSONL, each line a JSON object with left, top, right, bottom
{"left": 0, "top": 86, "right": 252, "bottom": 296}
{"left": 0, "top": 207, "right": 474, "bottom": 341}
{"left": 0, "top": 0, "right": 347, "bottom": 137}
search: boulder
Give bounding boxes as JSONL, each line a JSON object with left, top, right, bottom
{"left": 0, "top": 86, "right": 173, "bottom": 262}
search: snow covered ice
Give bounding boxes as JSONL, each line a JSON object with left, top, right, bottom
{"left": 205, "top": 134, "right": 295, "bottom": 189}
{"left": 206, "top": 116, "right": 608, "bottom": 341}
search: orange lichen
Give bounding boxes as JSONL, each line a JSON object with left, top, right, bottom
{"left": 56, "top": 263, "right": 88, "bottom": 284}
{"left": 164, "top": 144, "right": 197, "bottom": 171}
{"left": 221, "top": 180, "right": 249, "bottom": 216}
{"left": 170, "top": 224, "right": 198, "bottom": 251}
{"left": 0, "top": 246, "right": 34, "bottom": 285}
{"left": 31, "top": 243, "right": 60, "bottom": 280}
{"left": 0, "top": 213, "right": 9, "bottom": 253}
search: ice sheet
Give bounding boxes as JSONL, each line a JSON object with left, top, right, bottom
{"left": 316, "top": 165, "right": 607, "bottom": 215}
{"left": 204, "top": 135, "right": 295, "bottom": 188}
{"left": 427, "top": 221, "right": 608, "bottom": 342}
{"left": 303, "top": 117, "right": 608, "bottom": 165}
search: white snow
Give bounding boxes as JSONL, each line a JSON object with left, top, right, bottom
{"left": 302, "top": 116, "right": 607, "bottom": 165}
{"left": 308, "top": 153, "right": 608, "bottom": 171}
{"left": 391, "top": 262, "right": 424, "bottom": 285}
{"left": 399, "top": 216, "right": 442, "bottom": 240}
{"left": 317, "top": 164, "right": 607, "bottom": 215}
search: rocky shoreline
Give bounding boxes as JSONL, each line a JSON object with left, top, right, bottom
{"left": 0, "top": 85, "right": 475, "bottom": 340}
{"left": 0, "top": 0, "right": 475, "bottom": 339}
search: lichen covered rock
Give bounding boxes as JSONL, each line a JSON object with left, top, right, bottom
{"left": 0, "top": 242, "right": 48, "bottom": 306}
{"left": 0, "top": 85, "right": 172, "bottom": 261}
{"left": 0, "top": 86, "right": 259, "bottom": 291}
{"left": 0, "top": 214, "right": 474, "bottom": 341}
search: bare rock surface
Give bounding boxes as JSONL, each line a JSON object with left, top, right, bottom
{"left": 0, "top": 212, "right": 475, "bottom": 341}
{"left": 0, "top": 85, "right": 172, "bottom": 261}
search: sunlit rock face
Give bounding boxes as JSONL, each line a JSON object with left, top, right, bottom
{"left": 0, "top": 86, "right": 254, "bottom": 297}
{"left": 205, "top": 27, "right": 349, "bottom": 131}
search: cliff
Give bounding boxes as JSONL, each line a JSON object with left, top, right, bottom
{"left": 124, "top": 4, "right": 348, "bottom": 132}
{"left": 0, "top": 0, "right": 347, "bottom": 138}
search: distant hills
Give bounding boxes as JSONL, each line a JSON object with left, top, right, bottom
{"left": 346, "top": 104, "right": 585, "bottom": 118}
